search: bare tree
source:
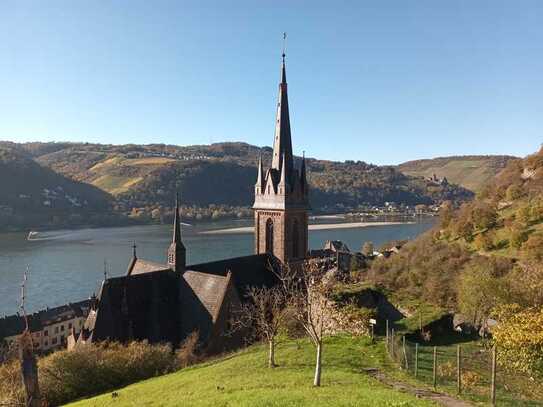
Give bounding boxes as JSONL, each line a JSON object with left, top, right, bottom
{"left": 280, "top": 261, "right": 334, "bottom": 387}
{"left": 18, "top": 267, "right": 41, "bottom": 407}
{"left": 230, "top": 285, "right": 290, "bottom": 368}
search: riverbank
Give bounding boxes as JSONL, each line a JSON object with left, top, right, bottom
{"left": 201, "top": 221, "right": 414, "bottom": 235}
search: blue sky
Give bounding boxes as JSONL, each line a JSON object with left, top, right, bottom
{"left": 0, "top": 1, "right": 541, "bottom": 164}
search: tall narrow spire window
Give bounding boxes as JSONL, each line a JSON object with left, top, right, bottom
{"left": 265, "top": 218, "right": 274, "bottom": 254}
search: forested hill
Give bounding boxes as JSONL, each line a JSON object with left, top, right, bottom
{"left": 23, "top": 141, "right": 472, "bottom": 207}
{"left": 0, "top": 143, "right": 115, "bottom": 230}
{"left": 397, "top": 155, "right": 517, "bottom": 192}
{"left": 368, "top": 147, "right": 543, "bottom": 375}
{"left": 0, "top": 141, "right": 474, "bottom": 229}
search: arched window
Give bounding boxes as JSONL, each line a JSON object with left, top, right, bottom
{"left": 292, "top": 219, "right": 299, "bottom": 258}
{"left": 265, "top": 218, "right": 274, "bottom": 254}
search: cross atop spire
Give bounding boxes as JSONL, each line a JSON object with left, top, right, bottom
{"left": 132, "top": 241, "right": 137, "bottom": 258}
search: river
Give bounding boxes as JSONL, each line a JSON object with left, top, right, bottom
{"left": 0, "top": 218, "right": 434, "bottom": 316}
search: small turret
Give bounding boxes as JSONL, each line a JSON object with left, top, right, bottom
{"left": 255, "top": 153, "right": 264, "bottom": 193}
{"left": 167, "top": 193, "right": 186, "bottom": 273}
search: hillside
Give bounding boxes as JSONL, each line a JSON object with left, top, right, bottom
{"left": 67, "top": 336, "right": 433, "bottom": 407}
{"left": 0, "top": 140, "right": 474, "bottom": 230}
{"left": 29, "top": 141, "right": 471, "bottom": 208}
{"left": 368, "top": 147, "right": 543, "bottom": 379}
{"left": 397, "top": 155, "right": 517, "bottom": 192}
{"left": 0, "top": 143, "right": 118, "bottom": 230}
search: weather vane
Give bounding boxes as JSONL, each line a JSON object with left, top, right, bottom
{"left": 282, "top": 32, "right": 287, "bottom": 59}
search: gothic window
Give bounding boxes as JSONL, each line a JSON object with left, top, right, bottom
{"left": 265, "top": 218, "right": 274, "bottom": 254}
{"left": 292, "top": 219, "right": 299, "bottom": 258}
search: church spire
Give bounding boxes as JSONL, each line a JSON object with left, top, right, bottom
{"left": 168, "top": 191, "right": 186, "bottom": 273}
{"left": 271, "top": 33, "right": 293, "bottom": 177}
{"left": 172, "top": 192, "right": 182, "bottom": 245}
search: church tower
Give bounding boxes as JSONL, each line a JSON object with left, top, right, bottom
{"left": 168, "top": 194, "right": 186, "bottom": 273}
{"left": 253, "top": 48, "right": 309, "bottom": 265}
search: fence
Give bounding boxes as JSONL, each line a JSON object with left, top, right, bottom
{"left": 384, "top": 323, "right": 543, "bottom": 406}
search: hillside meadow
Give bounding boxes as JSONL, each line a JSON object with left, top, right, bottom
{"left": 67, "top": 336, "right": 435, "bottom": 407}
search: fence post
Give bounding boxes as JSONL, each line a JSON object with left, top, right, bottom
{"left": 391, "top": 328, "right": 395, "bottom": 359}
{"left": 386, "top": 319, "right": 389, "bottom": 351}
{"left": 415, "top": 343, "right": 419, "bottom": 378}
{"left": 457, "top": 345, "right": 461, "bottom": 394}
{"left": 491, "top": 345, "right": 497, "bottom": 406}
{"left": 402, "top": 335, "right": 409, "bottom": 370}
{"left": 433, "top": 346, "right": 437, "bottom": 390}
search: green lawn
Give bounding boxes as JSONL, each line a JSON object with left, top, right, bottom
{"left": 67, "top": 336, "right": 435, "bottom": 407}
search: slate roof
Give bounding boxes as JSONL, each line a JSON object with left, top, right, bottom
{"left": 182, "top": 271, "right": 231, "bottom": 320}
{"left": 78, "top": 253, "right": 280, "bottom": 350}
{"left": 189, "top": 253, "right": 280, "bottom": 299}
{"left": 126, "top": 258, "right": 171, "bottom": 276}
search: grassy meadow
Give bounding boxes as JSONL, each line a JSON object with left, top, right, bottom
{"left": 67, "top": 336, "right": 435, "bottom": 407}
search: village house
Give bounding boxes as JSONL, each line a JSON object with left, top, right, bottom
{"left": 0, "top": 299, "right": 91, "bottom": 353}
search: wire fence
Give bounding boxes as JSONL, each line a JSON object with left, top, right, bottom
{"left": 384, "top": 324, "right": 543, "bottom": 406}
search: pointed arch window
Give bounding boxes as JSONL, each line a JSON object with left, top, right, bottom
{"left": 265, "top": 218, "right": 274, "bottom": 254}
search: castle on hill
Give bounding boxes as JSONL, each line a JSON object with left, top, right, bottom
{"left": 70, "top": 50, "right": 310, "bottom": 352}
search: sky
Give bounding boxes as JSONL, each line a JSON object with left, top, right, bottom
{"left": 0, "top": 1, "right": 542, "bottom": 165}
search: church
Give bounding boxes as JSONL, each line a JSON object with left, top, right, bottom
{"left": 72, "top": 50, "right": 310, "bottom": 352}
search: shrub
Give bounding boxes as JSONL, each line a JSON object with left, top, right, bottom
{"left": 0, "top": 359, "right": 25, "bottom": 406}
{"left": 510, "top": 226, "right": 529, "bottom": 249}
{"left": 461, "top": 370, "right": 482, "bottom": 389}
{"left": 0, "top": 341, "right": 174, "bottom": 406}
{"left": 176, "top": 331, "right": 201, "bottom": 368}
{"left": 437, "top": 361, "right": 455, "bottom": 379}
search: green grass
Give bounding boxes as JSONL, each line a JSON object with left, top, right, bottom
{"left": 389, "top": 298, "right": 446, "bottom": 334}
{"left": 67, "top": 336, "right": 435, "bottom": 407}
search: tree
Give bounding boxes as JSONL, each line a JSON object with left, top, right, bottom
{"left": 505, "top": 183, "right": 524, "bottom": 201}
{"left": 522, "top": 233, "right": 543, "bottom": 261}
{"left": 230, "top": 286, "right": 291, "bottom": 368}
{"left": 492, "top": 304, "right": 543, "bottom": 375}
{"left": 471, "top": 202, "right": 498, "bottom": 230}
{"left": 510, "top": 225, "right": 529, "bottom": 249}
{"left": 280, "top": 261, "right": 333, "bottom": 386}
{"left": 457, "top": 259, "right": 508, "bottom": 332}
{"left": 439, "top": 201, "right": 454, "bottom": 229}
{"left": 473, "top": 232, "right": 494, "bottom": 251}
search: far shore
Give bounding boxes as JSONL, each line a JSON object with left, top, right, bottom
{"left": 201, "top": 221, "right": 415, "bottom": 235}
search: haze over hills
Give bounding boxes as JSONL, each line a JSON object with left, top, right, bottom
{"left": 397, "top": 155, "right": 518, "bottom": 192}
{"left": 0, "top": 140, "right": 501, "bottom": 231}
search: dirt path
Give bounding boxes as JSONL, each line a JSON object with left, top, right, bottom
{"left": 364, "top": 368, "right": 473, "bottom": 407}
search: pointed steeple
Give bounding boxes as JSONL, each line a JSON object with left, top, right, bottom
{"left": 255, "top": 152, "right": 264, "bottom": 190}
{"left": 172, "top": 193, "right": 183, "bottom": 246}
{"left": 168, "top": 192, "right": 186, "bottom": 273}
{"left": 271, "top": 43, "right": 293, "bottom": 178}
